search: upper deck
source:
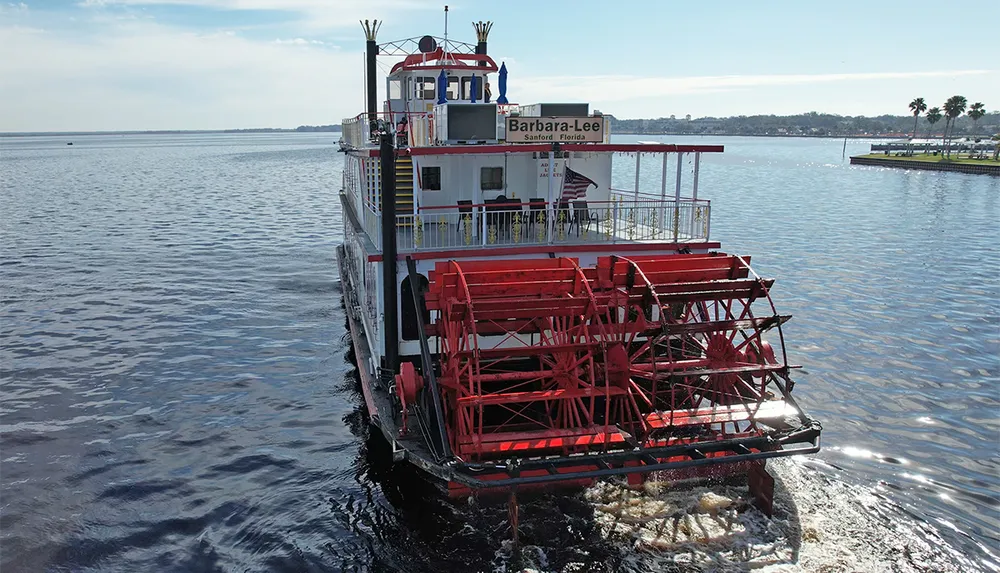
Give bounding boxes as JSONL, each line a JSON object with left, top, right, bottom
{"left": 341, "top": 21, "right": 721, "bottom": 258}
{"left": 341, "top": 141, "right": 720, "bottom": 258}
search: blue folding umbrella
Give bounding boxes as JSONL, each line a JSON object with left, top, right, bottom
{"left": 497, "top": 62, "right": 508, "bottom": 104}
{"left": 437, "top": 70, "right": 447, "bottom": 105}
{"left": 469, "top": 75, "right": 478, "bottom": 103}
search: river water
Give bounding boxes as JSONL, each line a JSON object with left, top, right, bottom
{"left": 1, "top": 133, "right": 997, "bottom": 572}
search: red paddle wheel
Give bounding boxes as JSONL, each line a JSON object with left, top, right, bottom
{"left": 422, "top": 252, "right": 804, "bottom": 471}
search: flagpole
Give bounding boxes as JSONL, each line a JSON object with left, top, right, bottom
{"left": 547, "top": 150, "right": 555, "bottom": 244}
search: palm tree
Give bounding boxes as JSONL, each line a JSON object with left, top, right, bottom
{"left": 993, "top": 134, "right": 1000, "bottom": 161}
{"left": 925, "top": 107, "right": 942, "bottom": 154}
{"left": 908, "top": 98, "right": 926, "bottom": 136}
{"left": 966, "top": 103, "right": 986, "bottom": 158}
{"left": 942, "top": 95, "right": 967, "bottom": 159}
{"left": 967, "top": 102, "right": 986, "bottom": 137}
{"left": 907, "top": 98, "right": 926, "bottom": 156}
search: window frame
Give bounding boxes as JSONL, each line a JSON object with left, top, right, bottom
{"left": 461, "top": 76, "right": 483, "bottom": 101}
{"left": 421, "top": 166, "right": 442, "bottom": 191}
{"left": 480, "top": 166, "right": 503, "bottom": 191}
{"left": 388, "top": 79, "right": 402, "bottom": 100}
{"left": 418, "top": 77, "right": 436, "bottom": 101}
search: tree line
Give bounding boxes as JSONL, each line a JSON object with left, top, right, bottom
{"left": 607, "top": 111, "right": 999, "bottom": 138}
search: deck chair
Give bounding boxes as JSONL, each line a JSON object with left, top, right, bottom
{"left": 569, "top": 200, "right": 598, "bottom": 236}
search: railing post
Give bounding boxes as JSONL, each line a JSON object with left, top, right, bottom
{"left": 705, "top": 203, "right": 711, "bottom": 240}
{"left": 547, "top": 150, "right": 556, "bottom": 244}
{"left": 612, "top": 199, "right": 619, "bottom": 243}
{"left": 674, "top": 152, "right": 684, "bottom": 201}
{"left": 659, "top": 153, "right": 668, "bottom": 237}
{"left": 634, "top": 152, "right": 641, "bottom": 201}
{"left": 693, "top": 152, "right": 701, "bottom": 201}
{"left": 480, "top": 205, "right": 487, "bottom": 246}
{"left": 674, "top": 152, "right": 683, "bottom": 242}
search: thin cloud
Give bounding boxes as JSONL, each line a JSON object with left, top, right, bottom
{"left": 77, "top": 0, "right": 437, "bottom": 29}
{"left": 0, "top": 21, "right": 363, "bottom": 131}
{"left": 517, "top": 70, "right": 994, "bottom": 103}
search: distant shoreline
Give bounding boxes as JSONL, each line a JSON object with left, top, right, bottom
{"left": 0, "top": 128, "right": 342, "bottom": 137}
{"left": 614, "top": 132, "right": 899, "bottom": 139}
{"left": 2, "top": 130, "right": 900, "bottom": 140}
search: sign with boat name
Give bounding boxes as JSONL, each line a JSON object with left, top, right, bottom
{"left": 506, "top": 116, "right": 604, "bottom": 143}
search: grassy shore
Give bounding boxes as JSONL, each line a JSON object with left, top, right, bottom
{"left": 854, "top": 153, "right": 1000, "bottom": 166}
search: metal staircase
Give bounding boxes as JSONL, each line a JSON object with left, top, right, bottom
{"left": 395, "top": 155, "right": 414, "bottom": 219}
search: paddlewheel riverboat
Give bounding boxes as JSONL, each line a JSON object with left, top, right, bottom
{"left": 337, "top": 18, "right": 821, "bottom": 517}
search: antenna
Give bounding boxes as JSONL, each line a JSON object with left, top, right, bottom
{"left": 442, "top": 6, "right": 454, "bottom": 65}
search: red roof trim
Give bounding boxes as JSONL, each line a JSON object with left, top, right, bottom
{"left": 564, "top": 144, "right": 724, "bottom": 153}
{"left": 390, "top": 49, "right": 498, "bottom": 74}
{"left": 395, "top": 63, "right": 500, "bottom": 73}
{"left": 407, "top": 143, "right": 724, "bottom": 156}
{"left": 410, "top": 144, "right": 550, "bottom": 156}
{"left": 365, "top": 241, "right": 723, "bottom": 262}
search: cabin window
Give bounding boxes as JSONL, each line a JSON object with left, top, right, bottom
{"left": 388, "top": 79, "right": 402, "bottom": 100}
{"left": 480, "top": 167, "right": 503, "bottom": 190}
{"left": 418, "top": 77, "right": 435, "bottom": 101}
{"left": 461, "top": 77, "right": 483, "bottom": 101}
{"left": 421, "top": 166, "right": 441, "bottom": 190}
{"left": 447, "top": 77, "right": 459, "bottom": 101}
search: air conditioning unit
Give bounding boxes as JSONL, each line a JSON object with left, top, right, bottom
{"left": 433, "top": 103, "right": 498, "bottom": 143}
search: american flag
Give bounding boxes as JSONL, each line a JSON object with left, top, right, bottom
{"left": 560, "top": 167, "right": 596, "bottom": 201}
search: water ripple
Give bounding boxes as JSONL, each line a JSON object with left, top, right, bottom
{"left": 2, "top": 133, "right": 997, "bottom": 572}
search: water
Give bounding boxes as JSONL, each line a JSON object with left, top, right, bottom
{"left": 1, "top": 133, "right": 997, "bottom": 572}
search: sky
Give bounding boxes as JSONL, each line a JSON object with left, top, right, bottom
{"left": 1, "top": 0, "right": 997, "bottom": 132}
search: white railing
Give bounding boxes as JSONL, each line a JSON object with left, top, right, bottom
{"left": 343, "top": 112, "right": 435, "bottom": 149}
{"left": 394, "top": 198, "right": 710, "bottom": 252}
{"left": 407, "top": 114, "right": 432, "bottom": 147}
{"left": 362, "top": 203, "right": 382, "bottom": 250}
{"left": 341, "top": 116, "right": 368, "bottom": 148}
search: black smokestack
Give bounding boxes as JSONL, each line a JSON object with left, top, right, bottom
{"left": 473, "top": 21, "right": 492, "bottom": 67}
{"left": 362, "top": 20, "right": 381, "bottom": 129}
{"left": 378, "top": 131, "right": 398, "bottom": 374}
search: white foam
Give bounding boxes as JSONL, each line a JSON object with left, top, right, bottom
{"left": 489, "top": 458, "right": 994, "bottom": 572}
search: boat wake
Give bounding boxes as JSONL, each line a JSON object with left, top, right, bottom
{"left": 490, "top": 458, "right": 995, "bottom": 573}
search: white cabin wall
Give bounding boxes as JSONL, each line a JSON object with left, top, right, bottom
{"left": 415, "top": 154, "right": 541, "bottom": 208}
{"left": 412, "top": 152, "right": 614, "bottom": 209}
